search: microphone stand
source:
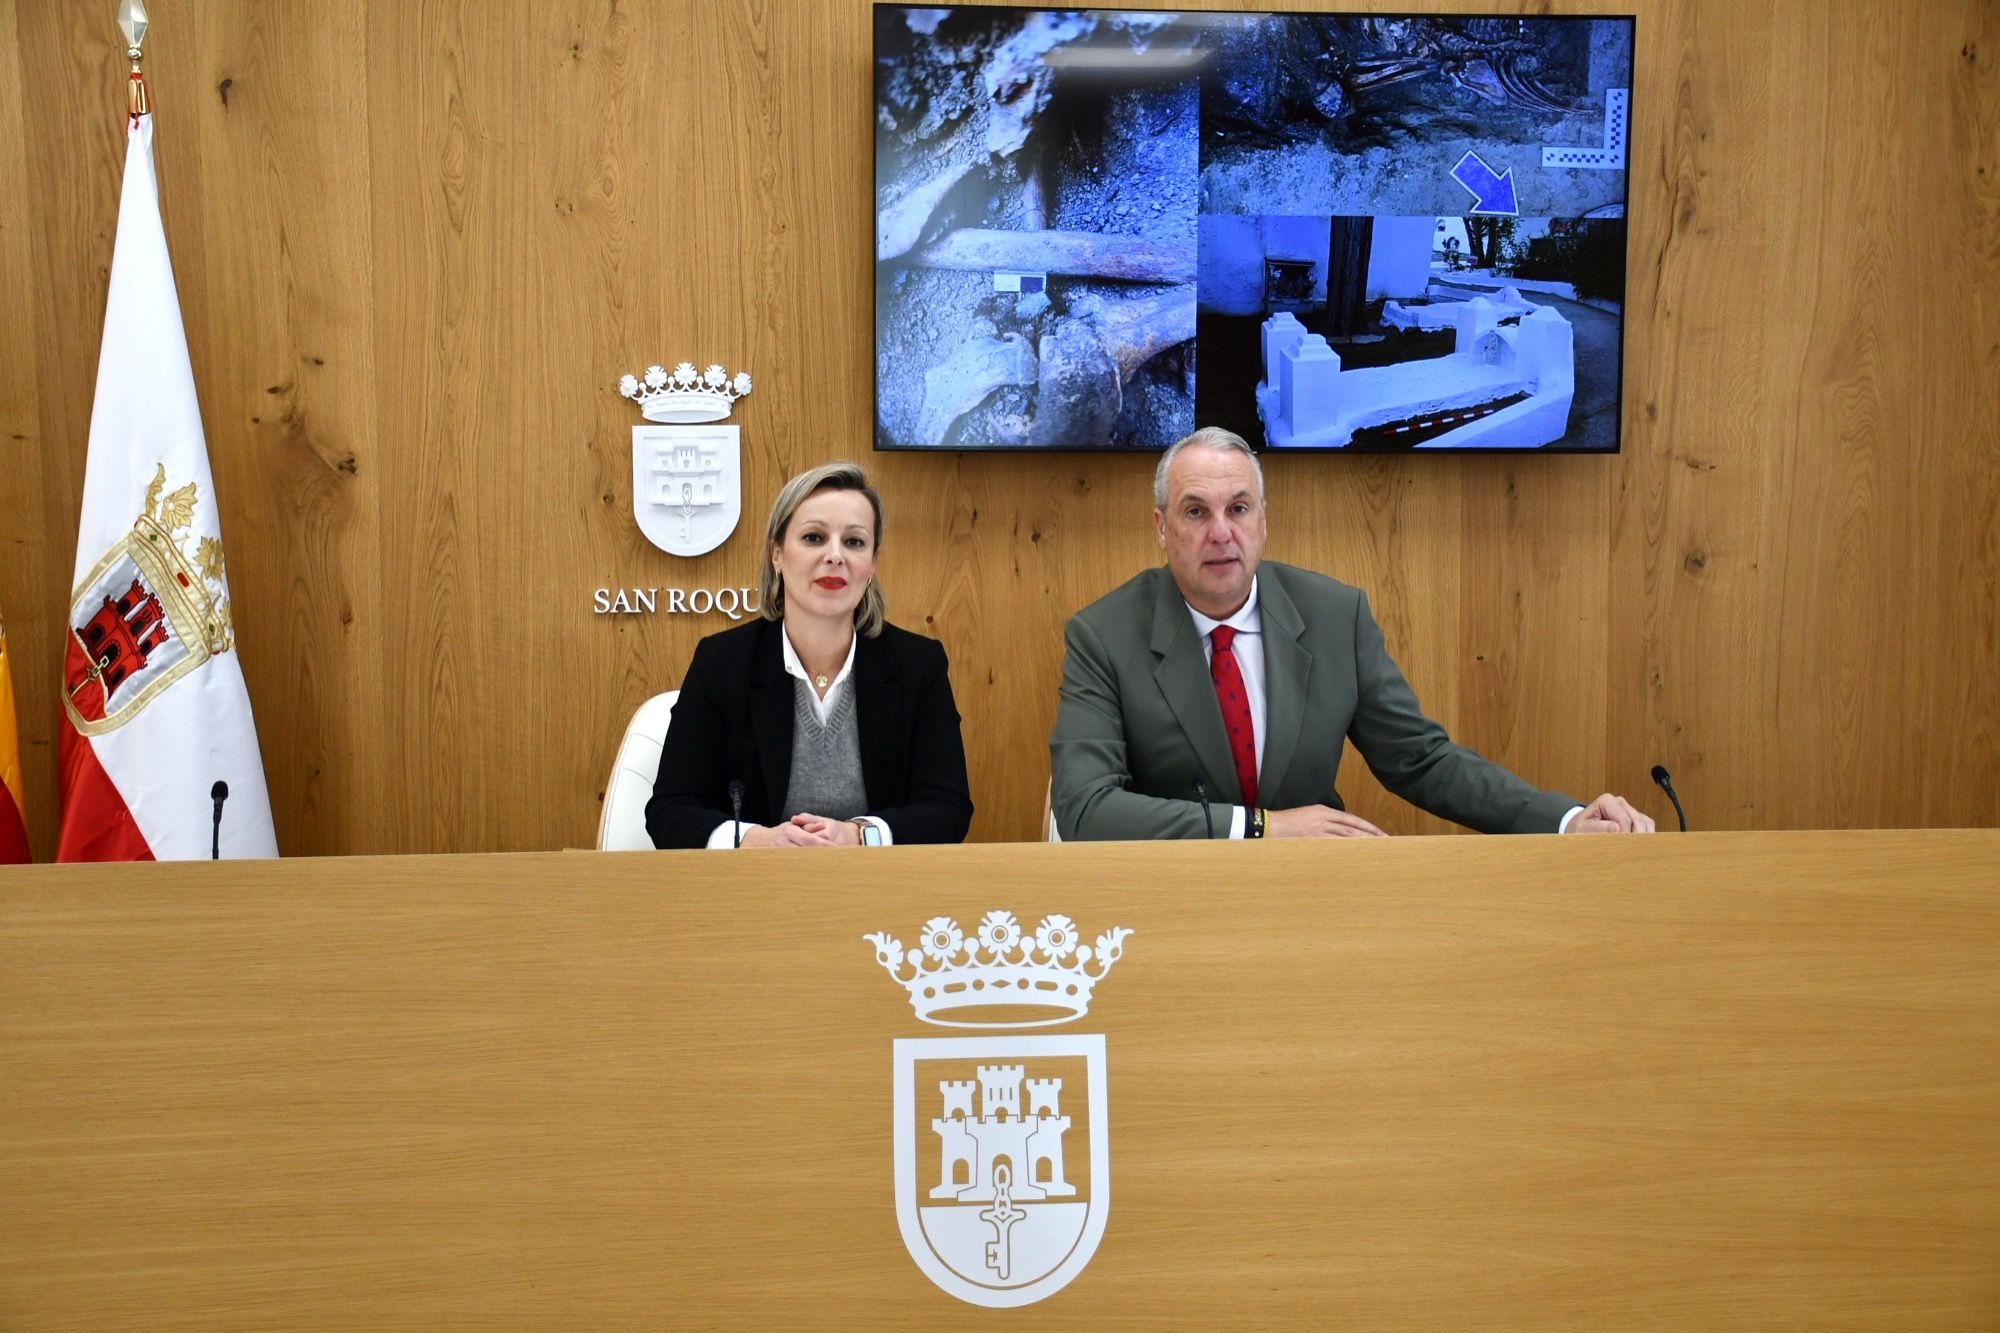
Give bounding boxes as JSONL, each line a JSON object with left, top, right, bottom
{"left": 210, "top": 780, "right": 229, "bottom": 860}
{"left": 1651, "top": 765, "right": 1688, "bottom": 832}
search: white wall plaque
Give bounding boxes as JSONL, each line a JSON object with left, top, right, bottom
{"left": 617, "top": 361, "right": 753, "bottom": 557}
{"left": 631, "top": 424, "right": 740, "bottom": 557}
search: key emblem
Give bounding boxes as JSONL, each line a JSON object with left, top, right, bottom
{"left": 980, "top": 1164, "right": 1027, "bottom": 1281}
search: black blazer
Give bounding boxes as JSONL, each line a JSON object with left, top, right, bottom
{"left": 645, "top": 617, "right": 974, "bottom": 848}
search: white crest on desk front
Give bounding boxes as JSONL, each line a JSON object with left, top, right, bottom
{"left": 617, "top": 361, "right": 751, "bottom": 557}
{"left": 864, "top": 910, "right": 1131, "bottom": 1308}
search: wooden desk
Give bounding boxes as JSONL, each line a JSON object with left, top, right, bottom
{"left": 3, "top": 831, "right": 1998, "bottom": 1327}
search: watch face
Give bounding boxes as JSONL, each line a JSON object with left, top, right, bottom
{"left": 861, "top": 823, "right": 885, "bottom": 846}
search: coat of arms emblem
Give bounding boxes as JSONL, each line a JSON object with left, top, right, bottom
{"left": 617, "top": 360, "right": 751, "bottom": 557}
{"left": 64, "top": 464, "right": 234, "bottom": 736}
{"left": 865, "top": 910, "right": 1132, "bottom": 1308}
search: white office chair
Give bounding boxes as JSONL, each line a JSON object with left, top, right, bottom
{"left": 597, "top": 690, "right": 680, "bottom": 850}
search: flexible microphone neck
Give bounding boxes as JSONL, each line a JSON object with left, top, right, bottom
{"left": 1650, "top": 765, "right": 1688, "bottom": 833}
{"left": 210, "top": 780, "right": 229, "bottom": 860}
{"left": 1191, "top": 777, "right": 1213, "bottom": 840}
{"left": 728, "top": 780, "right": 745, "bottom": 849}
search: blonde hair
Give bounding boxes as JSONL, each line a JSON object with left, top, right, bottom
{"left": 759, "top": 461, "right": 887, "bottom": 637}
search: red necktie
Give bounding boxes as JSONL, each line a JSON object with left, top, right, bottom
{"left": 1209, "top": 626, "right": 1258, "bottom": 810}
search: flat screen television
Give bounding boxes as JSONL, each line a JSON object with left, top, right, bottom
{"left": 874, "top": 7, "right": 1635, "bottom": 452}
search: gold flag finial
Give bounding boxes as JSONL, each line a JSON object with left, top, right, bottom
{"left": 118, "top": 0, "right": 150, "bottom": 118}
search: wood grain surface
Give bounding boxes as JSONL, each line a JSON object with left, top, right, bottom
{"left": 0, "top": 0, "right": 1995, "bottom": 855}
{"left": 3, "top": 830, "right": 1998, "bottom": 1327}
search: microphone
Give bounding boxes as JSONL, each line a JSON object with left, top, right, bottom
{"left": 210, "top": 780, "right": 229, "bottom": 860}
{"left": 728, "top": 779, "right": 745, "bottom": 848}
{"left": 1191, "top": 776, "right": 1213, "bottom": 840}
{"left": 1650, "top": 764, "right": 1687, "bottom": 832}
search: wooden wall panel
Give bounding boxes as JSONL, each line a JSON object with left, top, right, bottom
{"left": 1611, "top": 0, "right": 1780, "bottom": 832}
{"left": 178, "top": 4, "right": 388, "bottom": 857}
{"left": 0, "top": 0, "right": 51, "bottom": 824}
{"left": 1, "top": 0, "right": 1995, "bottom": 858}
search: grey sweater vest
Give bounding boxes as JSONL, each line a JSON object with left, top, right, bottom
{"left": 779, "top": 679, "right": 868, "bottom": 821}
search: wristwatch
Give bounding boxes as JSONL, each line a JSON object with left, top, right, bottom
{"left": 852, "top": 819, "right": 885, "bottom": 847}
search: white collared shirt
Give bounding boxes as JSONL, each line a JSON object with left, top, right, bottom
{"left": 780, "top": 625, "right": 857, "bottom": 725}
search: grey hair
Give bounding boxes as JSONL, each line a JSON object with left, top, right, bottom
{"left": 759, "top": 460, "right": 887, "bottom": 638}
{"left": 1153, "top": 426, "right": 1265, "bottom": 510}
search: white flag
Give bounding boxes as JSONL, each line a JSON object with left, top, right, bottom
{"left": 58, "top": 114, "right": 277, "bottom": 861}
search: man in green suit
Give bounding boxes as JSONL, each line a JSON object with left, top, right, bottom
{"left": 1050, "top": 427, "right": 1654, "bottom": 841}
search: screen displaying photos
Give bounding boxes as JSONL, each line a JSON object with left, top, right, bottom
{"left": 875, "top": 7, "right": 1634, "bottom": 451}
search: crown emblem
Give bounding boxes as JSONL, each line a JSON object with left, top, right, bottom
{"left": 618, "top": 360, "right": 753, "bottom": 423}
{"left": 864, "top": 910, "right": 1132, "bottom": 1029}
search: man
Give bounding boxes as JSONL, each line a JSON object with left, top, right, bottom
{"left": 1050, "top": 427, "right": 1654, "bottom": 840}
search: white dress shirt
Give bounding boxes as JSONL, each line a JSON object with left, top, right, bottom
{"left": 781, "top": 625, "right": 857, "bottom": 725}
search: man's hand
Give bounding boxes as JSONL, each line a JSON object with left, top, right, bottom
{"left": 1563, "top": 793, "right": 1657, "bottom": 834}
{"left": 1266, "top": 805, "right": 1388, "bottom": 838}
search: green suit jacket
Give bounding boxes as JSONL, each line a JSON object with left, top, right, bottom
{"left": 1050, "top": 563, "right": 1576, "bottom": 840}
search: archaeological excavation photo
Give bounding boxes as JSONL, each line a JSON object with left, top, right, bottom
{"left": 872, "top": 8, "right": 1633, "bottom": 452}
{"left": 874, "top": 7, "right": 1201, "bottom": 449}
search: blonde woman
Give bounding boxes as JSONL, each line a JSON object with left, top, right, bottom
{"left": 645, "top": 462, "right": 973, "bottom": 848}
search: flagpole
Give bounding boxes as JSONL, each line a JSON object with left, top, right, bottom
{"left": 118, "top": 0, "right": 149, "bottom": 120}
{"left": 57, "top": 0, "right": 279, "bottom": 860}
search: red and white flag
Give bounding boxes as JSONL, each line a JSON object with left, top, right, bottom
{"left": 57, "top": 114, "right": 277, "bottom": 861}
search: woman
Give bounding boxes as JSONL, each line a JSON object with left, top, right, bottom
{"left": 645, "top": 461, "right": 974, "bottom": 848}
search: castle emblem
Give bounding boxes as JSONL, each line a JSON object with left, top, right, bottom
{"left": 865, "top": 910, "right": 1131, "bottom": 1308}
{"left": 617, "top": 360, "right": 751, "bottom": 557}
{"left": 64, "top": 464, "right": 234, "bottom": 735}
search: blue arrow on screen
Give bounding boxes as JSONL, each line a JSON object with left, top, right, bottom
{"left": 1450, "top": 151, "right": 1519, "bottom": 215}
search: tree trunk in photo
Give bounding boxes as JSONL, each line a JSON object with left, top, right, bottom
{"left": 1318, "top": 217, "right": 1373, "bottom": 340}
{"left": 1465, "top": 217, "right": 1517, "bottom": 271}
